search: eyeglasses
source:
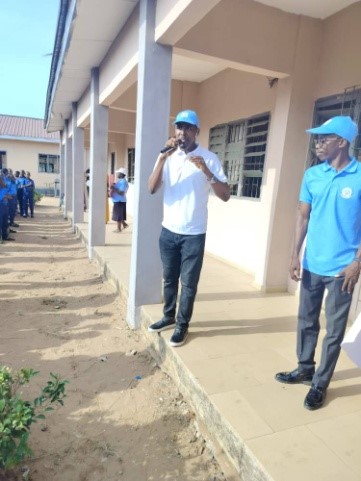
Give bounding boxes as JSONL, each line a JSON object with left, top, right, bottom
{"left": 313, "top": 135, "right": 341, "bottom": 145}
{"left": 175, "top": 122, "right": 197, "bottom": 131}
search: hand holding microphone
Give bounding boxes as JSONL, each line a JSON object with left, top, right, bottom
{"left": 160, "top": 145, "right": 176, "bottom": 154}
{"left": 160, "top": 138, "right": 179, "bottom": 154}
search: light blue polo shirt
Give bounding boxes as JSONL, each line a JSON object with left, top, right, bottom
{"left": 111, "top": 178, "right": 128, "bottom": 202}
{"left": 300, "top": 158, "right": 361, "bottom": 276}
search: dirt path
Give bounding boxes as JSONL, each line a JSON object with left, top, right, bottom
{"left": 0, "top": 198, "right": 226, "bottom": 481}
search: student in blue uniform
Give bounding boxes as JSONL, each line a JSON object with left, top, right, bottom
{"left": 3, "top": 169, "right": 18, "bottom": 229}
{"left": 22, "top": 171, "right": 35, "bottom": 218}
{"left": 15, "top": 170, "right": 25, "bottom": 216}
{"left": 0, "top": 171, "right": 14, "bottom": 242}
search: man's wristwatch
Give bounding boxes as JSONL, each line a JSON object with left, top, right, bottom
{"left": 208, "top": 174, "right": 218, "bottom": 184}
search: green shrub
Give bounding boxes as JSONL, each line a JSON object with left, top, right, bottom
{"left": 0, "top": 367, "right": 68, "bottom": 471}
{"left": 33, "top": 191, "right": 43, "bottom": 203}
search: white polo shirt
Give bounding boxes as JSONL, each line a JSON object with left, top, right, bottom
{"left": 158, "top": 145, "right": 227, "bottom": 235}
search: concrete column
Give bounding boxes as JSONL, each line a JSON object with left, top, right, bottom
{"left": 72, "top": 102, "right": 85, "bottom": 230}
{"left": 63, "top": 120, "right": 73, "bottom": 219}
{"left": 59, "top": 131, "right": 65, "bottom": 206}
{"left": 88, "top": 67, "right": 109, "bottom": 259}
{"left": 127, "top": 0, "right": 172, "bottom": 328}
{"left": 254, "top": 17, "right": 321, "bottom": 292}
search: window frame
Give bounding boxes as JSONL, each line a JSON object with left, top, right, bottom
{"left": 209, "top": 112, "right": 271, "bottom": 199}
{"left": 127, "top": 148, "right": 135, "bottom": 183}
{"left": 308, "top": 88, "right": 361, "bottom": 167}
{"left": 38, "top": 153, "right": 60, "bottom": 174}
{"left": 0, "top": 150, "right": 6, "bottom": 170}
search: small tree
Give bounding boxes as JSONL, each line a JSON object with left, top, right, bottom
{"left": 0, "top": 366, "right": 68, "bottom": 472}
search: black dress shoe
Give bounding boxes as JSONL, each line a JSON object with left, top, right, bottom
{"left": 9, "top": 229, "right": 17, "bottom": 233}
{"left": 275, "top": 368, "right": 314, "bottom": 385}
{"left": 304, "top": 384, "right": 326, "bottom": 410}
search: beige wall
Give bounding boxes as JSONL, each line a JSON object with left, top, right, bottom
{"left": 316, "top": 2, "right": 361, "bottom": 99}
{"left": 176, "top": 0, "right": 301, "bottom": 77}
{"left": 197, "top": 68, "right": 276, "bottom": 141}
{"left": 0, "top": 138, "right": 60, "bottom": 191}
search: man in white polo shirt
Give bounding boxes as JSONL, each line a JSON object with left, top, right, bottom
{"left": 148, "top": 109, "right": 230, "bottom": 346}
{"left": 276, "top": 116, "right": 361, "bottom": 410}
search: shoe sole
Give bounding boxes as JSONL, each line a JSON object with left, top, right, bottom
{"left": 169, "top": 332, "right": 188, "bottom": 347}
{"left": 148, "top": 323, "right": 175, "bottom": 333}
{"left": 304, "top": 401, "right": 325, "bottom": 410}
{"left": 275, "top": 377, "right": 313, "bottom": 386}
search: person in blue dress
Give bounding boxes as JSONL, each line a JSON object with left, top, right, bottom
{"left": 110, "top": 168, "right": 129, "bottom": 232}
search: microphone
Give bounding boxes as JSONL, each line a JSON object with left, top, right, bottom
{"left": 160, "top": 145, "right": 176, "bottom": 154}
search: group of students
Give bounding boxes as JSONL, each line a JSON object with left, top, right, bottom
{"left": 0, "top": 168, "right": 35, "bottom": 242}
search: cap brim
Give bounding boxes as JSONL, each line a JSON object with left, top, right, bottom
{"left": 173, "top": 120, "right": 197, "bottom": 127}
{"left": 306, "top": 126, "right": 335, "bottom": 135}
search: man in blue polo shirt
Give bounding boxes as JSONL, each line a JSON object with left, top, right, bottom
{"left": 275, "top": 116, "right": 361, "bottom": 410}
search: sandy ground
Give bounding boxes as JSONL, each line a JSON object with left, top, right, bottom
{"left": 0, "top": 198, "right": 226, "bottom": 481}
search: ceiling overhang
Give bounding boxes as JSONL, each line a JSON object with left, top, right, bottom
{"left": 45, "top": 0, "right": 358, "bottom": 133}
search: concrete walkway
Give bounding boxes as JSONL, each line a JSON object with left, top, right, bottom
{"left": 77, "top": 215, "right": 361, "bottom": 481}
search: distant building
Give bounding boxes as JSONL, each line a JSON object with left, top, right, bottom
{"left": 0, "top": 114, "right": 60, "bottom": 194}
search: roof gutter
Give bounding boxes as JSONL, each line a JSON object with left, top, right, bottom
{"left": 44, "top": 0, "right": 77, "bottom": 132}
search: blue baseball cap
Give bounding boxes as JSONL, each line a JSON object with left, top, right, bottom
{"left": 306, "top": 116, "right": 358, "bottom": 143}
{"left": 173, "top": 110, "right": 200, "bottom": 128}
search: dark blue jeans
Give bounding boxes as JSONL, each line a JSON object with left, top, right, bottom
{"left": 23, "top": 190, "right": 34, "bottom": 216}
{"left": 297, "top": 269, "right": 353, "bottom": 388}
{"left": 0, "top": 202, "right": 9, "bottom": 239}
{"left": 159, "top": 227, "right": 206, "bottom": 327}
{"left": 8, "top": 196, "right": 17, "bottom": 224}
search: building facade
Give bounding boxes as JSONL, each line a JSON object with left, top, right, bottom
{"left": 0, "top": 115, "right": 60, "bottom": 194}
{"left": 44, "top": 0, "right": 361, "bottom": 325}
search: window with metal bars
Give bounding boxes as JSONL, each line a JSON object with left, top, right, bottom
{"left": 308, "top": 86, "right": 361, "bottom": 167}
{"left": 127, "top": 148, "right": 135, "bottom": 183}
{"left": 38, "top": 153, "right": 59, "bottom": 173}
{"left": 209, "top": 113, "right": 270, "bottom": 198}
{"left": 0, "top": 151, "right": 6, "bottom": 170}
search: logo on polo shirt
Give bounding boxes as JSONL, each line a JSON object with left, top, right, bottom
{"left": 341, "top": 187, "right": 352, "bottom": 199}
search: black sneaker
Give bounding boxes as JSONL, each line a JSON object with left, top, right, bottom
{"left": 9, "top": 229, "right": 17, "bottom": 233}
{"left": 304, "top": 384, "right": 326, "bottom": 410}
{"left": 148, "top": 318, "right": 175, "bottom": 332}
{"left": 10, "top": 223, "right": 19, "bottom": 227}
{"left": 169, "top": 325, "right": 188, "bottom": 347}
